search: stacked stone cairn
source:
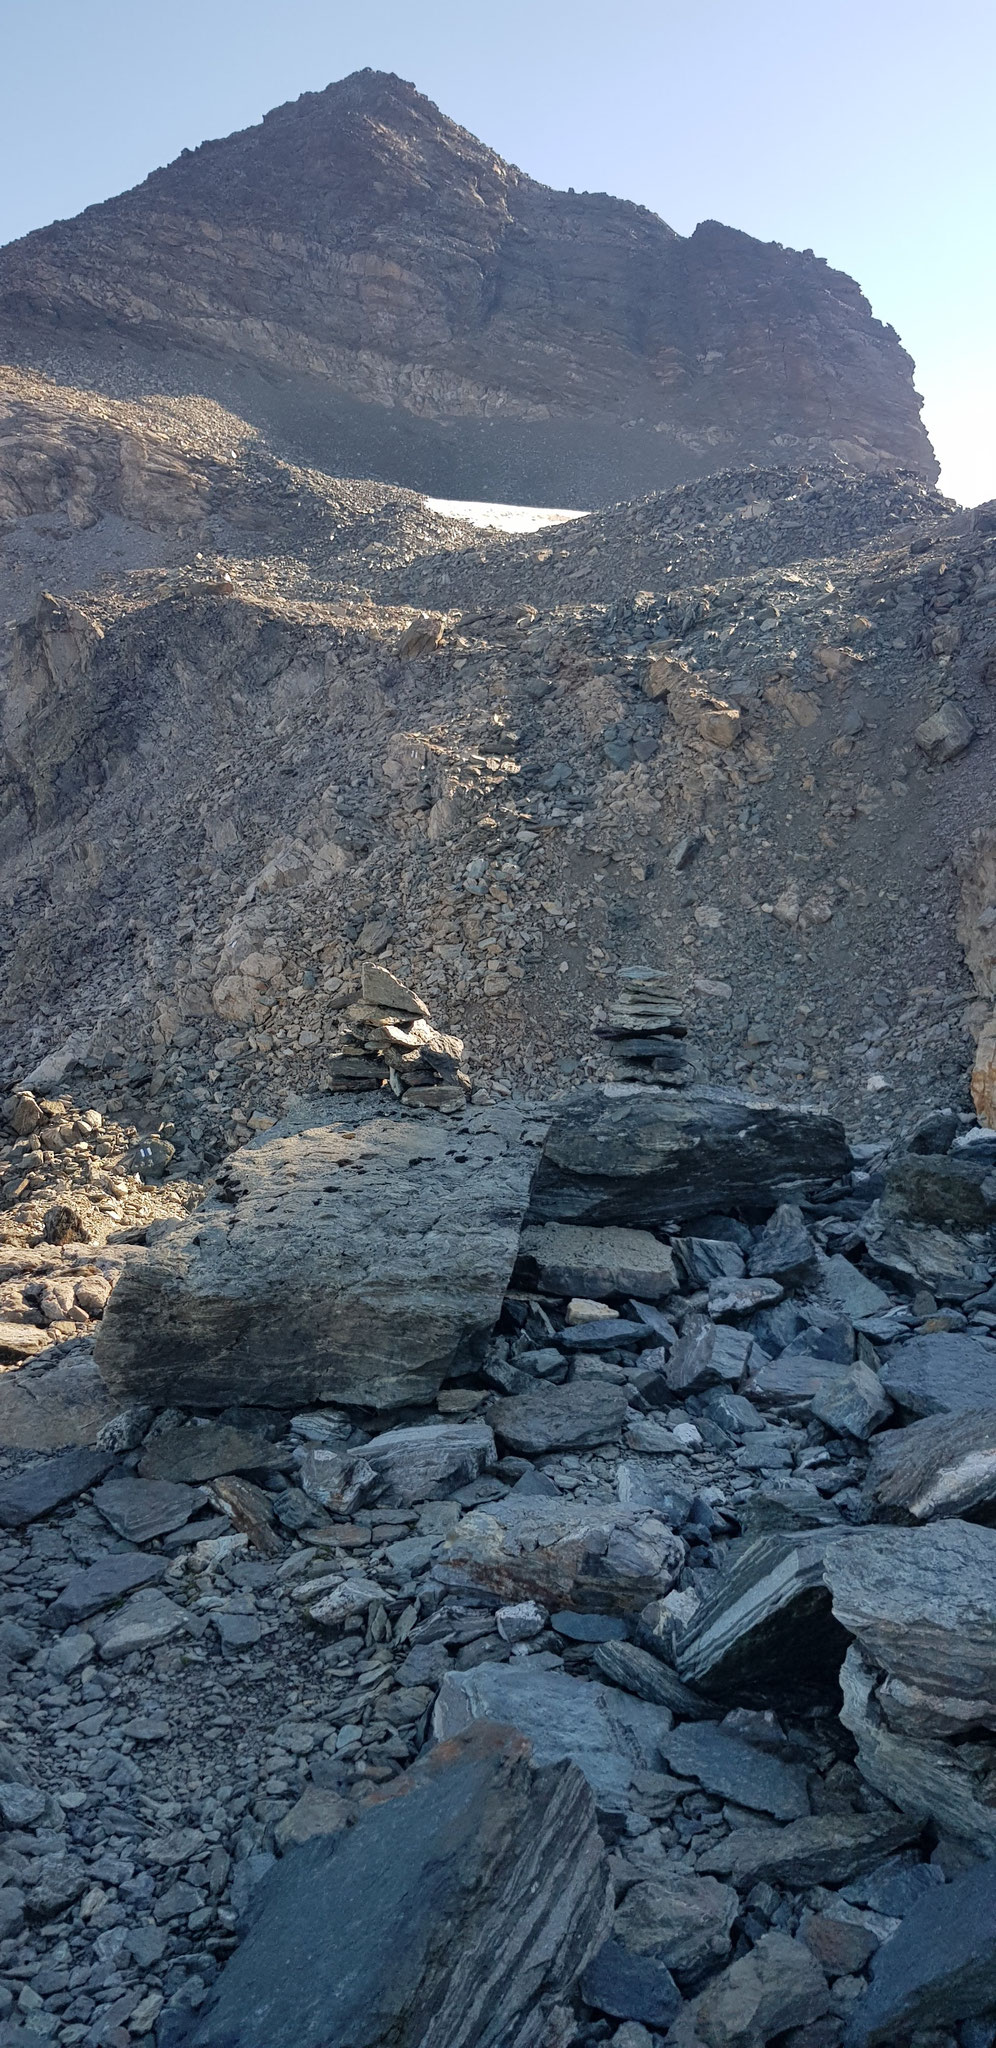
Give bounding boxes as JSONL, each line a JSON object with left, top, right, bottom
{"left": 594, "top": 965, "right": 695, "bottom": 1085}
{"left": 324, "top": 962, "right": 472, "bottom": 1111}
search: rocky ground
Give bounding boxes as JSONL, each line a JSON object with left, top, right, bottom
{"left": 3, "top": 1081, "right": 996, "bottom": 2045}
{"left": 1, "top": 371, "right": 995, "bottom": 1190}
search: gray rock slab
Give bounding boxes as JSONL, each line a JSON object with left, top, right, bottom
{"left": 92, "top": 1475, "right": 203, "bottom": 1542}
{"left": 868, "top": 1220, "right": 988, "bottom": 1302}
{"left": 593, "top": 1640, "right": 715, "bottom": 1718}
{"left": 93, "top": 1589, "right": 191, "bottom": 1662}
{"left": 749, "top": 1206, "right": 818, "bottom": 1286}
{"left": 667, "top": 1931, "right": 830, "bottom": 2048}
{"left": 845, "top": 1856, "right": 996, "bottom": 2047}
{"left": 663, "top": 1318, "right": 752, "bottom": 1395}
{"left": 675, "top": 1531, "right": 851, "bottom": 1707}
{"left": 811, "top": 1359, "right": 892, "bottom": 1439}
{"left": 45, "top": 1552, "right": 166, "bottom": 1627}
{"left": 820, "top": 1254, "right": 891, "bottom": 1320}
{"left": 866, "top": 1407, "right": 996, "bottom": 1521}
{"left": 489, "top": 1383, "right": 628, "bottom": 1454}
{"left": 580, "top": 1940, "right": 681, "bottom": 2027}
{"left": 0, "top": 1357, "right": 116, "bottom": 1451}
{"left": 748, "top": 1352, "right": 851, "bottom": 1416}
{"left": 698, "top": 1810, "right": 920, "bottom": 1889}
{"left": 0, "top": 1448, "right": 114, "bottom": 1528}
{"left": 96, "top": 1103, "right": 544, "bottom": 1411}
{"left": 880, "top": 1332, "right": 996, "bottom": 1417}
{"left": 660, "top": 1721, "right": 810, "bottom": 1820}
{"left": 515, "top": 1223, "right": 678, "bottom": 1300}
{"left": 433, "top": 1663, "right": 674, "bottom": 1801}
{"left": 613, "top": 1872, "right": 738, "bottom": 1979}
{"left": 438, "top": 1495, "right": 685, "bottom": 1614}
{"left": 187, "top": 1723, "right": 611, "bottom": 2048}
{"left": 359, "top": 1420, "right": 496, "bottom": 1504}
{"left": 138, "top": 1423, "right": 293, "bottom": 1483}
{"left": 838, "top": 1643, "right": 996, "bottom": 1856}
{"left": 824, "top": 1522, "right": 996, "bottom": 1729}
{"left": 528, "top": 1086, "right": 849, "bottom": 1228}
{"left": 676, "top": 1238, "right": 746, "bottom": 1285}
{"left": 560, "top": 1319, "right": 648, "bottom": 1351}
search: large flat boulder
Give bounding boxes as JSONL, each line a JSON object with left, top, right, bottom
{"left": 187, "top": 1723, "right": 611, "bottom": 2048}
{"left": 514, "top": 1222, "right": 678, "bottom": 1300}
{"left": 879, "top": 1331, "right": 996, "bottom": 1417}
{"left": 95, "top": 1102, "right": 544, "bottom": 1411}
{"left": 433, "top": 1664, "right": 675, "bottom": 1802}
{"left": 527, "top": 1086, "right": 849, "bottom": 1227}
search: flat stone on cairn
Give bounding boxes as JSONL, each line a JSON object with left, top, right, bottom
{"left": 594, "top": 967, "right": 694, "bottom": 1086}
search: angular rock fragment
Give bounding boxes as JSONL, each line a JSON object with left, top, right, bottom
{"left": 845, "top": 1855, "right": 996, "bottom": 2046}
{"left": 838, "top": 1644, "right": 996, "bottom": 1855}
{"left": 514, "top": 1222, "right": 678, "bottom": 1300}
{"left": 880, "top": 1331, "right": 996, "bottom": 1416}
{"left": 580, "top": 1939, "right": 681, "bottom": 2027}
{"left": 810, "top": 1359, "right": 892, "bottom": 1440}
{"left": 0, "top": 1448, "right": 114, "bottom": 1528}
{"left": 825, "top": 1520, "right": 996, "bottom": 1736}
{"left": 613, "top": 1872, "right": 738, "bottom": 1980}
{"left": 93, "top": 1588, "right": 190, "bottom": 1661}
{"left": 489, "top": 1383, "right": 628, "bottom": 1454}
{"left": 914, "top": 700, "right": 974, "bottom": 764}
{"left": 749, "top": 1206, "right": 818, "bottom": 1286}
{"left": 96, "top": 1104, "right": 542, "bottom": 1410}
{"left": 529, "top": 1087, "right": 849, "bottom": 1228}
{"left": 0, "top": 1357, "right": 117, "bottom": 1452}
{"left": 660, "top": 1721, "right": 810, "bottom": 1819}
{"left": 186, "top": 1724, "right": 611, "bottom": 2048}
{"left": 45, "top": 1552, "right": 167, "bottom": 1628}
{"left": 433, "top": 1664, "right": 674, "bottom": 1802}
{"left": 92, "top": 1475, "right": 203, "bottom": 1542}
{"left": 138, "top": 1423, "right": 294, "bottom": 1483}
{"left": 675, "top": 1531, "right": 851, "bottom": 1706}
{"left": 748, "top": 1352, "right": 853, "bottom": 1417}
{"left": 698, "top": 1810, "right": 921, "bottom": 1888}
{"left": 664, "top": 1317, "right": 752, "bottom": 1395}
{"left": 437, "top": 1496, "right": 685, "bottom": 1613}
{"left": 593, "top": 1639, "right": 715, "bottom": 1717}
{"left": 865, "top": 1406, "right": 996, "bottom": 1521}
{"left": 668, "top": 1930, "right": 830, "bottom": 2048}
{"left": 358, "top": 1420, "right": 496, "bottom": 1504}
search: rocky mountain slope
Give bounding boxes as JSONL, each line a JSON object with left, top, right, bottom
{"left": 0, "top": 368, "right": 992, "bottom": 1193}
{"left": 0, "top": 70, "right": 936, "bottom": 502}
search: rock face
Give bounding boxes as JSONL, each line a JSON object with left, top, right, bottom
{"left": 186, "top": 1723, "right": 611, "bottom": 2048}
{"left": 0, "top": 71, "right": 936, "bottom": 504}
{"left": 95, "top": 1103, "right": 542, "bottom": 1410}
{"left": 528, "top": 1088, "right": 850, "bottom": 1227}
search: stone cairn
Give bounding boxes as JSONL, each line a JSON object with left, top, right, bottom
{"left": 324, "top": 963, "right": 472, "bottom": 1111}
{"left": 593, "top": 965, "right": 695, "bottom": 1085}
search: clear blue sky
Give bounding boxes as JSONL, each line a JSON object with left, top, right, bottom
{"left": 2, "top": 0, "right": 993, "bottom": 504}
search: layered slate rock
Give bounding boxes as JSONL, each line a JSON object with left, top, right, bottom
{"left": 675, "top": 1531, "right": 851, "bottom": 1706}
{"left": 879, "top": 1331, "right": 996, "bottom": 1417}
{"left": 864, "top": 1406, "right": 996, "bottom": 1521}
{"left": 514, "top": 1222, "right": 678, "bottom": 1301}
{"left": 432, "top": 1664, "right": 675, "bottom": 1802}
{"left": 186, "top": 1723, "right": 611, "bottom": 2048}
{"left": 698, "top": 1811, "right": 921, "bottom": 1889}
{"left": 96, "top": 1103, "right": 543, "bottom": 1410}
{"left": 437, "top": 1495, "right": 685, "bottom": 1614}
{"left": 529, "top": 1087, "right": 849, "bottom": 1228}
{"left": 845, "top": 1857, "right": 996, "bottom": 2046}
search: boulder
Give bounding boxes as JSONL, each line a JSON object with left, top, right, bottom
{"left": 528, "top": 1086, "right": 849, "bottom": 1228}
{"left": 45, "top": 1553, "right": 167, "bottom": 1628}
{"left": 675, "top": 1531, "right": 851, "bottom": 1706}
{"left": 880, "top": 1332, "right": 996, "bottom": 1416}
{"left": 489, "top": 1383, "right": 628, "bottom": 1454}
{"left": 667, "top": 1931, "right": 830, "bottom": 2048}
{"left": 138, "top": 1423, "right": 294, "bottom": 1483}
{"left": 433, "top": 1664, "right": 674, "bottom": 1802}
{"left": 613, "top": 1872, "right": 738, "bottom": 1980}
{"left": 0, "top": 1356, "right": 116, "bottom": 1451}
{"left": 579, "top": 1940, "right": 681, "bottom": 2028}
{"left": 698, "top": 1810, "right": 921, "bottom": 1889}
{"left": 748, "top": 1206, "right": 818, "bottom": 1286}
{"left": 838, "top": 1644, "right": 996, "bottom": 1855}
{"left": 884, "top": 1151, "right": 996, "bottom": 1230}
{"left": 865, "top": 1407, "right": 996, "bottom": 1521}
{"left": 0, "top": 1448, "right": 114, "bottom": 1528}
{"left": 824, "top": 1523, "right": 996, "bottom": 1740}
{"left": 592, "top": 1640, "right": 714, "bottom": 1718}
{"left": 663, "top": 1318, "right": 753, "bottom": 1395}
{"left": 186, "top": 1724, "right": 611, "bottom": 2048}
{"left": 437, "top": 1495, "right": 685, "bottom": 1614}
{"left": 810, "top": 1360, "right": 892, "bottom": 1440}
{"left": 95, "top": 1102, "right": 543, "bottom": 1411}
{"left": 354, "top": 1421, "right": 496, "bottom": 1505}
{"left": 514, "top": 1222, "right": 678, "bottom": 1300}
{"left": 845, "top": 1856, "right": 996, "bottom": 2046}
